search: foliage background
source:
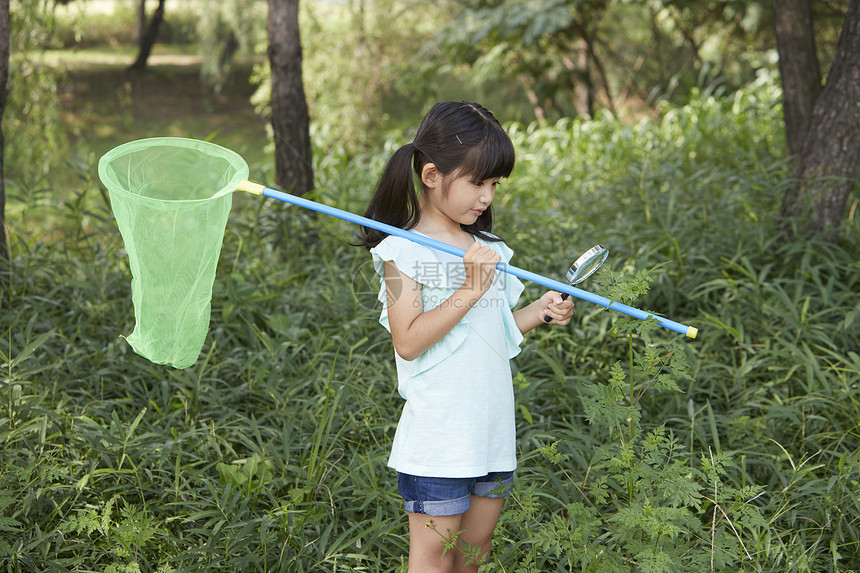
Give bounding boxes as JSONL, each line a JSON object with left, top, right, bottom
{"left": 2, "top": 0, "right": 859, "bottom": 571}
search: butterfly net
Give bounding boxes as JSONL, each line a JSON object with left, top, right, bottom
{"left": 98, "top": 138, "right": 249, "bottom": 369}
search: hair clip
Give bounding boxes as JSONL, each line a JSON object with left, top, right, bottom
{"left": 455, "top": 135, "right": 463, "bottom": 145}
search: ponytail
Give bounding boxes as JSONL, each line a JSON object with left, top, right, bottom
{"left": 356, "top": 143, "right": 422, "bottom": 249}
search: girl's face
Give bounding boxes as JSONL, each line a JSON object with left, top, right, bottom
{"left": 423, "top": 167, "right": 500, "bottom": 227}
{"left": 449, "top": 174, "right": 499, "bottom": 225}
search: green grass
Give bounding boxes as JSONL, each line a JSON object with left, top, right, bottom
{"left": 2, "top": 68, "right": 859, "bottom": 572}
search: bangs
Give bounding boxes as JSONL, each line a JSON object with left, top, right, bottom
{"left": 458, "top": 130, "right": 516, "bottom": 181}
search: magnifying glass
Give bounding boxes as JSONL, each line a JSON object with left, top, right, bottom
{"left": 545, "top": 244, "right": 608, "bottom": 321}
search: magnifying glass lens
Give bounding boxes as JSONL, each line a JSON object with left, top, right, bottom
{"left": 567, "top": 245, "right": 608, "bottom": 285}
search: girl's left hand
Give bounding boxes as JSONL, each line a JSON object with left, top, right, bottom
{"left": 540, "top": 291, "right": 574, "bottom": 325}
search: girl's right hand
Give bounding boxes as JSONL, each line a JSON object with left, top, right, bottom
{"left": 463, "top": 242, "right": 501, "bottom": 295}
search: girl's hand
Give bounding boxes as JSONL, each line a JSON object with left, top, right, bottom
{"left": 462, "top": 242, "right": 501, "bottom": 295}
{"left": 514, "top": 290, "right": 574, "bottom": 334}
{"left": 539, "top": 291, "right": 574, "bottom": 325}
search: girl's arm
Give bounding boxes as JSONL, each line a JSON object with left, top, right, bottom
{"left": 514, "top": 292, "right": 574, "bottom": 334}
{"left": 384, "top": 243, "right": 500, "bottom": 361}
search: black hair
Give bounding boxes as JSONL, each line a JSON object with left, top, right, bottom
{"left": 356, "top": 101, "right": 515, "bottom": 249}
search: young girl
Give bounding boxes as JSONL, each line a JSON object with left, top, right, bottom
{"left": 357, "top": 101, "right": 574, "bottom": 572}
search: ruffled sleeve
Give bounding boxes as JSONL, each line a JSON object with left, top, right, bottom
{"left": 370, "top": 235, "right": 469, "bottom": 378}
{"left": 370, "top": 233, "right": 527, "bottom": 381}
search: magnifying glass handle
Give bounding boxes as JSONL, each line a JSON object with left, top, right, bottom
{"left": 544, "top": 292, "right": 570, "bottom": 322}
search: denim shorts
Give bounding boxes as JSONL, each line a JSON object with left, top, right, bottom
{"left": 397, "top": 471, "right": 514, "bottom": 516}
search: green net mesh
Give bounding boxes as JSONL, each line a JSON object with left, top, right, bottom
{"left": 98, "top": 138, "right": 249, "bottom": 369}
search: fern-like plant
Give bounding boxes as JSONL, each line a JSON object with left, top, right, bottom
{"left": 498, "top": 265, "right": 768, "bottom": 572}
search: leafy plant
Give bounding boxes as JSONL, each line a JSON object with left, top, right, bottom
{"left": 61, "top": 495, "right": 169, "bottom": 573}
{"left": 488, "top": 265, "right": 768, "bottom": 572}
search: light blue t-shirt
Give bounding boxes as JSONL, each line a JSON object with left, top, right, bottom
{"left": 370, "top": 233, "right": 525, "bottom": 477}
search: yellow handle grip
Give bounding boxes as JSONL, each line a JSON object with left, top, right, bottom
{"left": 237, "top": 180, "right": 265, "bottom": 195}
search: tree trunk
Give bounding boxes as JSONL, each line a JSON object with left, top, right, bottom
{"left": 780, "top": 0, "right": 860, "bottom": 236}
{"left": 517, "top": 74, "right": 547, "bottom": 127}
{"left": 573, "top": 18, "right": 615, "bottom": 114}
{"left": 128, "top": 0, "right": 166, "bottom": 71}
{"left": 573, "top": 37, "right": 594, "bottom": 118}
{"left": 773, "top": 0, "right": 822, "bottom": 157}
{"left": 135, "top": 0, "right": 146, "bottom": 43}
{"left": 267, "top": 0, "right": 314, "bottom": 195}
{"left": 0, "top": 0, "right": 9, "bottom": 307}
